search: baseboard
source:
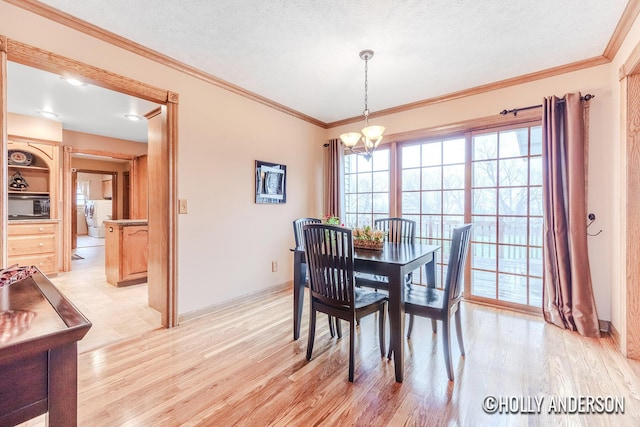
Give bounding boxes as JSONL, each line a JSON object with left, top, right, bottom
{"left": 178, "top": 280, "right": 292, "bottom": 323}
{"left": 609, "top": 322, "right": 621, "bottom": 349}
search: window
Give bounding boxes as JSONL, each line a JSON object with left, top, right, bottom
{"left": 341, "top": 120, "right": 543, "bottom": 311}
{"left": 470, "top": 126, "right": 543, "bottom": 308}
{"left": 344, "top": 148, "right": 390, "bottom": 228}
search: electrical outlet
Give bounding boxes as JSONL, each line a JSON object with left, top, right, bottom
{"left": 178, "top": 199, "right": 188, "bottom": 214}
{"left": 272, "top": 261, "right": 278, "bottom": 272}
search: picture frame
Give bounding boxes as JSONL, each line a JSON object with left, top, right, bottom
{"left": 255, "top": 160, "right": 286, "bottom": 204}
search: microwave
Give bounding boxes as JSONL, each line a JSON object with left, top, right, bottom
{"left": 8, "top": 194, "right": 50, "bottom": 220}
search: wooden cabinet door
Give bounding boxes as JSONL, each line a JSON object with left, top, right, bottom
{"left": 122, "top": 226, "right": 148, "bottom": 278}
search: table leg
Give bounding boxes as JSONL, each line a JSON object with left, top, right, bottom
{"left": 425, "top": 254, "right": 438, "bottom": 333}
{"left": 388, "top": 267, "right": 405, "bottom": 382}
{"left": 47, "top": 342, "right": 78, "bottom": 426}
{"left": 293, "top": 251, "right": 306, "bottom": 340}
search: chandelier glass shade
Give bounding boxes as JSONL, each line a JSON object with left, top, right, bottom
{"left": 339, "top": 50, "right": 385, "bottom": 161}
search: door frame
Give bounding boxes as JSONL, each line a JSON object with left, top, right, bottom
{"left": 0, "top": 37, "right": 178, "bottom": 328}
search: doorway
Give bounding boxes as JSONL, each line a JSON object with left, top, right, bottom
{"left": 1, "top": 37, "right": 178, "bottom": 329}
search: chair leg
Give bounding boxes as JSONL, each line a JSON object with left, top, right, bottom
{"left": 306, "top": 307, "right": 317, "bottom": 361}
{"left": 349, "top": 320, "right": 355, "bottom": 382}
{"left": 455, "top": 309, "right": 465, "bottom": 356}
{"left": 442, "top": 317, "right": 454, "bottom": 381}
{"left": 378, "top": 305, "right": 386, "bottom": 358}
{"left": 336, "top": 319, "right": 342, "bottom": 338}
{"left": 328, "top": 315, "right": 335, "bottom": 338}
{"left": 432, "top": 319, "right": 437, "bottom": 334}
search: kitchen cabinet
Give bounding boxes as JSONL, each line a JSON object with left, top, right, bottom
{"left": 7, "top": 221, "right": 59, "bottom": 276}
{"left": 104, "top": 220, "right": 148, "bottom": 287}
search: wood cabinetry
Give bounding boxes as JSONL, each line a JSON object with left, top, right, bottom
{"left": 7, "top": 221, "right": 59, "bottom": 275}
{"left": 104, "top": 220, "right": 148, "bottom": 287}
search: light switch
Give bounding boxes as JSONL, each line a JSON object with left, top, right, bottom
{"left": 178, "top": 199, "right": 188, "bottom": 214}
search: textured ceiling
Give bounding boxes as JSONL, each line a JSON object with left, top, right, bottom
{"left": 9, "top": 1, "right": 631, "bottom": 140}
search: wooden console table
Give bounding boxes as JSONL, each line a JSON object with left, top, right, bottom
{"left": 0, "top": 270, "right": 91, "bottom": 426}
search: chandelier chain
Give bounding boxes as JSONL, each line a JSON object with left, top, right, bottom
{"left": 363, "top": 55, "right": 369, "bottom": 120}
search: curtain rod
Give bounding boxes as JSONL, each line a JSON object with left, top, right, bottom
{"left": 499, "top": 94, "right": 595, "bottom": 117}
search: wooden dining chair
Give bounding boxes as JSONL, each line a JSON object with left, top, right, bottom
{"left": 402, "top": 223, "right": 472, "bottom": 381}
{"left": 303, "top": 223, "right": 387, "bottom": 382}
{"left": 293, "top": 217, "right": 337, "bottom": 337}
{"left": 355, "top": 217, "right": 417, "bottom": 292}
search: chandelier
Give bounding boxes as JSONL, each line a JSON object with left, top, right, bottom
{"left": 339, "top": 50, "right": 385, "bottom": 161}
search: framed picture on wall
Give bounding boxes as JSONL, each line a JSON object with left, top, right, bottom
{"left": 255, "top": 160, "right": 286, "bottom": 204}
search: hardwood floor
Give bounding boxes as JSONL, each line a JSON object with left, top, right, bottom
{"left": 18, "top": 286, "right": 640, "bottom": 426}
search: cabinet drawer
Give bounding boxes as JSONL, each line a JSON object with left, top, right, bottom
{"left": 8, "top": 235, "right": 55, "bottom": 255}
{"left": 7, "top": 254, "right": 56, "bottom": 274}
{"left": 8, "top": 223, "right": 56, "bottom": 236}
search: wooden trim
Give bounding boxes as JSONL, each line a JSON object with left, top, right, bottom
{"left": 383, "top": 108, "right": 541, "bottom": 144}
{"left": 465, "top": 296, "right": 542, "bottom": 317}
{"left": 62, "top": 147, "right": 72, "bottom": 271}
{"left": 66, "top": 147, "right": 136, "bottom": 160}
{"left": 7, "top": 39, "right": 168, "bottom": 104}
{"left": 610, "top": 322, "right": 621, "bottom": 350}
{"left": 4, "top": 0, "right": 324, "bottom": 128}
{"left": 167, "top": 101, "right": 179, "bottom": 327}
{"left": 626, "top": 74, "right": 640, "bottom": 359}
{"left": 604, "top": 0, "right": 640, "bottom": 61}
{"left": 621, "top": 37, "right": 640, "bottom": 79}
{"left": 328, "top": 57, "right": 608, "bottom": 129}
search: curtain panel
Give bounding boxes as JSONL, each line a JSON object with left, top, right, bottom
{"left": 541, "top": 93, "right": 600, "bottom": 337}
{"left": 323, "top": 139, "right": 344, "bottom": 220}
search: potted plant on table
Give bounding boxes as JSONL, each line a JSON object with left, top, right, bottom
{"left": 352, "top": 225, "right": 386, "bottom": 250}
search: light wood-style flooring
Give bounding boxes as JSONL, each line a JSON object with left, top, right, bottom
{"left": 50, "top": 243, "right": 160, "bottom": 353}
{"left": 19, "top": 288, "right": 640, "bottom": 426}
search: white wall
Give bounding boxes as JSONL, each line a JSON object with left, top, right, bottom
{"left": 0, "top": 2, "right": 325, "bottom": 316}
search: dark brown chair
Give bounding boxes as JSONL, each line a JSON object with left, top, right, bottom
{"left": 355, "top": 217, "right": 416, "bottom": 292}
{"left": 402, "top": 223, "right": 472, "bottom": 381}
{"left": 293, "top": 217, "right": 337, "bottom": 337}
{"left": 303, "top": 223, "right": 387, "bottom": 382}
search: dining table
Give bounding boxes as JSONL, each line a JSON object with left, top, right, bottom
{"left": 292, "top": 241, "right": 440, "bottom": 383}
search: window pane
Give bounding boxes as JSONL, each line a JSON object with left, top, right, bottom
{"left": 357, "top": 155, "right": 373, "bottom": 172}
{"left": 443, "top": 164, "right": 465, "bottom": 189}
{"left": 372, "top": 149, "right": 389, "bottom": 171}
{"left": 529, "top": 187, "right": 543, "bottom": 216}
{"left": 472, "top": 270, "right": 495, "bottom": 299}
{"left": 402, "top": 168, "right": 420, "bottom": 191}
{"left": 498, "top": 187, "right": 528, "bottom": 215}
{"left": 472, "top": 160, "right": 497, "bottom": 187}
{"left": 530, "top": 126, "right": 542, "bottom": 155}
{"left": 402, "top": 145, "right": 421, "bottom": 169}
{"left": 372, "top": 171, "right": 389, "bottom": 192}
{"left": 529, "top": 277, "right": 542, "bottom": 307}
{"left": 421, "top": 191, "right": 441, "bottom": 213}
{"left": 358, "top": 214, "right": 372, "bottom": 227}
{"left": 529, "top": 247, "right": 543, "bottom": 277}
{"left": 372, "top": 193, "right": 389, "bottom": 213}
{"left": 529, "top": 157, "right": 542, "bottom": 185}
{"left": 357, "top": 172, "right": 372, "bottom": 192}
{"left": 345, "top": 193, "right": 357, "bottom": 212}
{"left": 402, "top": 192, "right": 420, "bottom": 214}
{"left": 498, "top": 217, "right": 528, "bottom": 245}
{"left": 421, "top": 166, "right": 441, "bottom": 190}
{"left": 358, "top": 193, "right": 372, "bottom": 212}
{"left": 344, "top": 213, "right": 357, "bottom": 228}
{"left": 472, "top": 216, "right": 497, "bottom": 243}
{"left": 421, "top": 142, "right": 441, "bottom": 166}
{"left": 472, "top": 189, "right": 496, "bottom": 215}
{"left": 499, "top": 158, "right": 528, "bottom": 187}
{"left": 498, "top": 245, "right": 528, "bottom": 274}
{"left": 421, "top": 215, "right": 442, "bottom": 239}
{"left": 498, "top": 273, "right": 527, "bottom": 304}
{"left": 443, "top": 190, "right": 464, "bottom": 214}
{"left": 499, "top": 128, "right": 528, "bottom": 158}
{"left": 473, "top": 133, "right": 497, "bottom": 160}
{"left": 442, "top": 138, "right": 465, "bottom": 164}
{"left": 529, "top": 217, "right": 543, "bottom": 247}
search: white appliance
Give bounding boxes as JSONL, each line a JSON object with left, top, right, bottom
{"left": 85, "top": 199, "right": 112, "bottom": 238}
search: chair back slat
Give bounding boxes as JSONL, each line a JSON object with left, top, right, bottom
{"left": 443, "top": 224, "right": 473, "bottom": 307}
{"left": 303, "top": 224, "right": 354, "bottom": 309}
{"left": 293, "top": 218, "right": 321, "bottom": 248}
{"left": 375, "top": 218, "right": 416, "bottom": 244}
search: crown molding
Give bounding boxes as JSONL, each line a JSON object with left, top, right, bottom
{"left": 604, "top": 0, "right": 640, "bottom": 60}
{"left": 5, "top": 0, "right": 326, "bottom": 128}
{"left": 328, "top": 56, "right": 609, "bottom": 129}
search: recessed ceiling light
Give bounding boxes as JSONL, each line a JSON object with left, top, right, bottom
{"left": 63, "top": 77, "right": 86, "bottom": 86}
{"left": 124, "top": 114, "right": 144, "bottom": 121}
{"left": 37, "top": 110, "right": 59, "bottom": 119}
